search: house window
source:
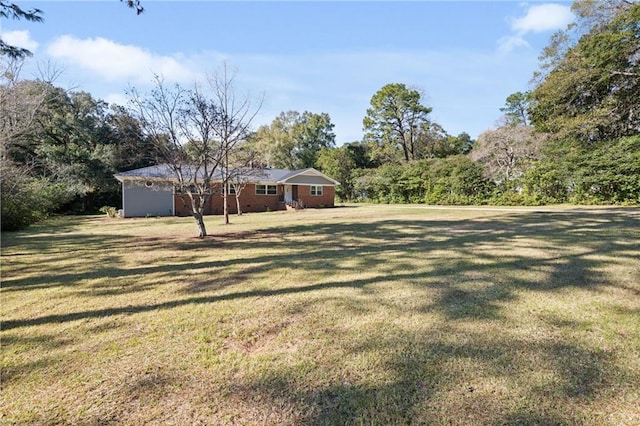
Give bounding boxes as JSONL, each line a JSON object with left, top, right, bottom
{"left": 310, "top": 185, "right": 323, "bottom": 196}
{"left": 174, "top": 184, "right": 197, "bottom": 194}
{"left": 220, "top": 184, "right": 236, "bottom": 195}
{"left": 256, "top": 184, "right": 277, "bottom": 195}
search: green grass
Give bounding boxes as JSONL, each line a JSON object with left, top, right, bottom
{"left": 2, "top": 205, "right": 639, "bottom": 425}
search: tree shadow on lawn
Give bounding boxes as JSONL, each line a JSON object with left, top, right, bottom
{"left": 0, "top": 333, "right": 77, "bottom": 384}
{"left": 1, "top": 231, "right": 218, "bottom": 293}
{"left": 212, "top": 320, "right": 622, "bottom": 425}
{"left": 2, "top": 210, "right": 639, "bottom": 423}
{"left": 3, "top": 211, "right": 638, "bottom": 325}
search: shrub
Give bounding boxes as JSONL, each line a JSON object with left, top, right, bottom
{"left": 488, "top": 190, "right": 525, "bottom": 206}
{"left": 1, "top": 162, "right": 73, "bottom": 231}
{"left": 572, "top": 136, "right": 640, "bottom": 205}
{"left": 99, "top": 206, "right": 119, "bottom": 218}
{"left": 521, "top": 161, "right": 569, "bottom": 205}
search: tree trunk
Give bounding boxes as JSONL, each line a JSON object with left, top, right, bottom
{"left": 397, "top": 120, "right": 410, "bottom": 162}
{"left": 190, "top": 195, "right": 207, "bottom": 238}
{"left": 193, "top": 211, "right": 207, "bottom": 238}
{"left": 223, "top": 184, "right": 230, "bottom": 224}
{"left": 223, "top": 148, "right": 230, "bottom": 224}
{"left": 235, "top": 194, "right": 242, "bottom": 216}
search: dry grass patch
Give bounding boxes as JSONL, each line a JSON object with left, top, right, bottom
{"left": 2, "top": 205, "right": 639, "bottom": 425}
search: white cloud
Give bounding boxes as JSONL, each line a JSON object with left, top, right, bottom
{"left": 497, "top": 35, "right": 530, "bottom": 54}
{"left": 46, "top": 35, "right": 198, "bottom": 84}
{"left": 1, "top": 30, "right": 39, "bottom": 52}
{"left": 499, "top": 3, "right": 573, "bottom": 53}
{"left": 27, "top": 39, "right": 536, "bottom": 142}
{"left": 511, "top": 4, "right": 574, "bottom": 34}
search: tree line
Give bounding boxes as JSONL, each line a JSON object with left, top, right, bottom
{"left": 314, "top": 0, "right": 639, "bottom": 206}
{"left": 1, "top": 60, "right": 157, "bottom": 230}
{"left": 1, "top": 0, "right": 638, "bottom": 232}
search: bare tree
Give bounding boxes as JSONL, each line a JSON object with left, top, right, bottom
{"left": 127, "top": 67, "right": 260, "bottom": 237}
{"left": 1, "top": 57, "right": 67, "bottom": 169}
{"left": 226, "top": 145, "right": 266, "bottom": 216}
{"left": 128, "top": 76, "right": 221, "bottom": 237}
{"left": 1, "top": 58, "right": 48, "bottom": 160}
{"left": 470, "top": 123, "right": 547, "bottom": 188}
{"left": 0, "top": 57, "right": 74, "bottom": 230}
{"left": 207, "top": 64, "right": 262, "bottom": 225}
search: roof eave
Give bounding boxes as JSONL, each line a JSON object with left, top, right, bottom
{"left": 277, "top": 168, "right": 340, "bottom": 186}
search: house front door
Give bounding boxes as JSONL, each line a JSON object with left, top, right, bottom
{"left": 284, "top": 185, "right": 293, "bottom": 204}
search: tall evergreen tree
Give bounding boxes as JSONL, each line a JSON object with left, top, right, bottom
{"left": 363, "top": 83, "right": 433, "bottom": 162}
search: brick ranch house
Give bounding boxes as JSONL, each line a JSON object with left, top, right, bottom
{"left": 114, "top": 165, "right": 340, "bottom": 218}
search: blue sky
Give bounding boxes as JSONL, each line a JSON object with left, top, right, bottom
{"left": 1, "top": 1, "right": 574, "bottom": 144}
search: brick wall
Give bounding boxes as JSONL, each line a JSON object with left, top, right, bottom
{"left": 174, "top": 184, "right": 283, "bottom": 216}
{"left": 297, "top": 185, "right": 335, "bottom": 208}
{"left": 173, "top": 183, "right": 335, "bottom": 216}
{"left": 174, "top": 193, "right": 216, "bottom": 217}
{"left": 227, "top": 184, "right": 283, "bottom": 214}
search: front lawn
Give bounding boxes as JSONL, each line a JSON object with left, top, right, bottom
{"left": 2, "top": 205, "right": 639, "bottom": 424}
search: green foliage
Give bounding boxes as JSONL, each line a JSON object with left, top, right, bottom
{"left": 571, "top": 136, "right": 640, "bottom": 204}
{"left": 372, "top": 163, "right": 406, "bottom": 203}
{"left": 500, "top": 91, "right": 531, "bottom": 126}
{"left": 497, "top": 135, "right": 640, "bottom": 206}
{"left": 418, "top": 129, "right": 476, "bottom": 159}
{"left": 1, "top": 177, "right": 42, "bottom": 231}
{"left": 0, "top": 1, "right": 43, "bottom": 58}
{"left": 99, "top": 206, "right": 119, "bottom": 218}
{"left": 294, "top": 111, "right": 336, "bottom": 168}
{"left": 530, "top": 3, "right": 640, "bottom": 143}
{"left": 316, "top": 146, "right": 356, "bottom": 201}
{"left": 41, "top": 90, "right": 151, "bottom": 213}
{"left": 348, "top": 168, "right": 371, "bottom": 201}
{"left": 249, "top": 110, "right": 335, "bottom": 169}
{"left": 2, "top": 69, "right": 155, "bottom": 218}
{"left": 362, "top": 84, "right": 471, "bottom": 163}
{"left": 514, "top": 1, "right": 640, "bottom": 207}
{"left": 487, "top": 190, "right": 525, "bottom": 206}
{"left": 1, "top": 161, "right": 74, "bottom": 231}
{"left": 447, "top": 132, "right": 475, "bottom": 156}
{"left": 521, "top": 160, "right": 570, "bottom": 205}
{"left": 363, "top": 83, "right": 433, "bottom": 162}
{"left": 344, "top": 141, "right": 378, "bottom": 169}
{"left": 348, "top": 156, "right": 492, "bottom": 205}
{"left": 422, "top": 156, "right": 494, "bottom": 205}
